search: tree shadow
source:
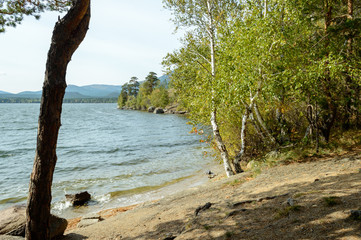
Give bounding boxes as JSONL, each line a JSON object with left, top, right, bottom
{"left": 59, "top": 233, "right": 88, "bottom": 240}
{"left": 121, "top": 171, "right": 361, "bottom": 239}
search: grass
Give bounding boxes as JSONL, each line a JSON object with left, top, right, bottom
{"left": 225, "top": 231, "right": 234, "bottom": 238}
{"left": 322, "top": 196, "right": 341, "bottom": 207}
{"left": 275, "top": 205, "right": 302, "bottom": 219}
{"left": 293, "top": 190, "right": 323, "bottom": 198}
{"left": 226, "top": 178, "right": 246, "bottom": 187}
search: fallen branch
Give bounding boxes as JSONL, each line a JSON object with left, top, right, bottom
{"left": 195, "top": 202, "right": 212, "bottom": 216}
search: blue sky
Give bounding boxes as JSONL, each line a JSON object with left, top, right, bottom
{"left": 0, "top": 0, "right": 182, "bottom": 93}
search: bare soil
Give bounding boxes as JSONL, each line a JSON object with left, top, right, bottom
{"left": 61, "top": 149, "right": 361, "bottom": 240}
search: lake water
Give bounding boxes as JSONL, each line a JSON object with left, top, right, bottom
{"left": 0, "top": 103, "right": 213, "bottom": 218}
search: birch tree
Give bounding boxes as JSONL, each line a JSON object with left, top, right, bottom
{"left": 164, "top": 0, "right": 242, "bottom": 176}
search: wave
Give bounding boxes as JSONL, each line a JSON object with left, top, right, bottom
{"left": 0, "top": 196, "right": 27, "bottom": 205}
{"left": 148, "top": 140, "right": 195, "bottom": 149}
{"left": 111, "top": 157, "right": 149, "bottom": 167}
{"left": 109, "top": 176, "right": 190, "bottom": 198}
{"left": 52, "top": 174, "right": 133, "bottom": 188}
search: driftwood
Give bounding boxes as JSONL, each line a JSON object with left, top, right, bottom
{"left": 226, "top": 208, "right": 247, "bottom": 218}
{"left": 195, "top": 202, "right": 212, "bottom": 216}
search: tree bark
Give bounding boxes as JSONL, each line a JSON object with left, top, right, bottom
{"left": 25, "top": 1, "right": 90, "bottom": 239}
{"left": 206, "top": 0, "right": 237, "bottom": 176}
{"left": 211, "top": 109, "right": 234, "bottom": 177}
{"left": 319, "top": 1, "right": 337, "bottom": 142}
{"left": 233, "top": 107, "right": 250, "bottom": 173}
{"left": 347, "top": 0, "right": 353, "bottom": 56}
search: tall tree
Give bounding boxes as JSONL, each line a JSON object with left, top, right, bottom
{"left": 144, "top": 72, "right": 160, "bottom": 95}
{"left": 0, "top": 1, "right": 92, "bottom": 239}
{"left": 164, "top": 0, "right": 242, "bottom": 177}
{"left": 128, "top": 76, "right": 140, "bottom": 96}
{"left": 1, "top": 1, "right": 90, "bottom": 239}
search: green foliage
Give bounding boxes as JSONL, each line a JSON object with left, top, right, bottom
{"left": 144, "top": 72, "right": 160, "bottom": 95}
{"left": 0, "top": 0, "right": 72, "bottom": 33}
{"left": 117, "top": 76, "right": 140, "bottom": 109}
{"left": 163, "top": 0, "right": 361, "bottom": 163}
{"left": 150, "top": 86, "right": 169, "bottom": 108}
{"left": 118, "top": 72, "right": 172, "bottom": 110}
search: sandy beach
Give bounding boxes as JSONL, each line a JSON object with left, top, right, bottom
{"left": 60, "top": 149, "right": 361, "bottom": 240}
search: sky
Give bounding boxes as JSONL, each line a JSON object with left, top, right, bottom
{"left": 0, "top": 0, "right": 182, "bottom": 94}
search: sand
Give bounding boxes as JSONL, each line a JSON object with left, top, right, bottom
{"left": 61, "top": 149, "right": 361, "bottom": 240}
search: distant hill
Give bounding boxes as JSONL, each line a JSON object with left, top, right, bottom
{"left": 159, "top": 75, "right": 170, "bottom": 87}
{"left": 0, "top": 84, "right": 122, "bottom": 100}
{"left": 0, "top": 74, "right": 169, "bottom": 102}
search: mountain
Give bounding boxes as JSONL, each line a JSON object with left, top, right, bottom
{"left": 66, "top": 84, "right": 122, "bottom": 98}
{"left": 0, "top": 74, "right": 169, "bottom": 100}
{"left": 0, "top": 84, "right": 122, "bottom": 99}
{"left": 17, "top": 90, "right": 42, "bottom": 98}
{"left": 158, "top": 75, "right": 170, "bottom": 88}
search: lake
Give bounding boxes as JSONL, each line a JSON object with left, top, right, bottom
{"left": 0, "top": 103, "right": 213, "bottom": 218}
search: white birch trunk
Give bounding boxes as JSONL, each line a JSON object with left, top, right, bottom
{"left": 211, "top": 109, "right": 234, "bottom": 177}
{"left": 206, "top": 0, "right": 236, "bottom": 177}
{"left": 233, "top": 108, "right": 249, "bottom": 173}
{"left": 264, "top": 0, "right": 268, "bottom": 17}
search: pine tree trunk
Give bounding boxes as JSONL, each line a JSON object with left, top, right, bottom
{"left": 319, "top": 1, "right": 337, "bottom": 142}
{"left": 347, "top": 0, "right": 353, "bottom": 55}
{"left": 25, "top": 1, "right": 90, "bottom": 239}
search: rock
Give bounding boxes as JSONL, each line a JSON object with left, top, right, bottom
{"left": 77, "top": 218, "right": 100, "bottom": 228}
{"left": 174, "top": 111, "right": 187, "bottom": 114}
{"left": 49, "top": 215, "right": 68, "bottom": 239}
{"left": 287, "top": 198, "right": 295, "bottom": 206}
{"left": 0, "top": 205, "right": 67, "bottom": 238}
{"left": 350, "top": 210, "right": 361, "bottom": 220}
{"left": 163, "top": 236, "right": 177, "bottom": 240}
{"left": 165, "top": 109, "right": 175, "bottom": 114}
{"left": 148, "top": 106, "right": 155, "bottom": 112}
{"left": 77, "top": 212, "right": 102, "bottom": 228}
{"left": 0, "top": 205, "right": 26, "bottom": 236}
{"left": 0, "top": 236, "right": 24, "bottom": 240}
{"left": 65, "top": 191, "right": 91, "bottom": 206}
{"left": 81, "top": 213, "right": 101, "bottom": 220}
{"left": 154, "top": 108, "right": 164, "bottom": 114}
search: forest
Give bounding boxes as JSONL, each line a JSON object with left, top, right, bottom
{"left": 161, "top": 0, "right": 361, "bottom": 176}
{"left": 117, "top": 72, "right": 171, "bottom": 110}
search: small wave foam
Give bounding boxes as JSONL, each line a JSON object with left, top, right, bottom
{"left": 52, "top": 200, "right": 72, "bottom": 213}
{"left": 93, "top": 193, "right": 111, "bottom": 204}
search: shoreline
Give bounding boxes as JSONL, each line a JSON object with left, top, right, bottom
{"left": 59, "top": 159, "right": 224, "bottom": 219}
{"left": 62, "top": 150, "right": 361, "bottom": 239}
{"left": 53, "top": 159, "right": 222, "bottom": 220}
